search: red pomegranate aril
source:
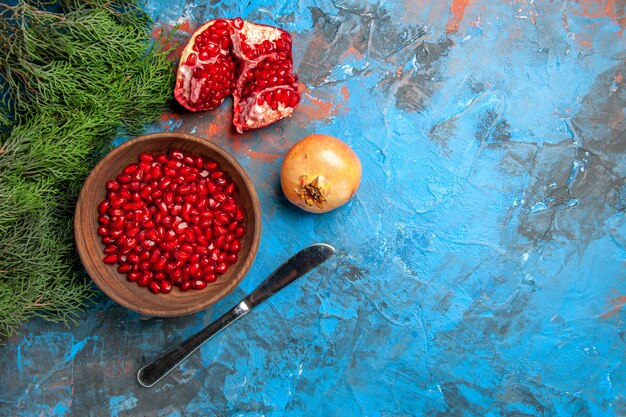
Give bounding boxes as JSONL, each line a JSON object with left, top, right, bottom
{"left": 188, "top": 262, "right": 201, "bottom": 276}
{"left": 145, "top": 229, "right": 158, "bottom": 242}
{"left": 106, "top": 180, "right": 120, "bottom": 191}
{"left": 137, "top": 275, "right": 151, "bottom": 287}
{"left": 142, "top": 239, "right": 156, "bottom": 250}
{"left": 163, "top": 167, "right": 177, "bottom": 177}
{"left": 215, "top": 263, "right": 228, "bottom": 274}
{"left": 179, "top": 243, "right": 194, "bottom": 253}
{"left": 123, "top": 164, "right": 138, "bottom": 175}
{"left": 221, "top": 203, "right": 236, "bottom": 214}
{"left": 149, "top": 249, "right": 161, "bottom": 263}
{"left": 204, "top": 161, "right": 218, "bottom": 171}
{"left": 167, "top": 160, "right": 183, "bottom": 170}
{"left": 178, "top": 184, "right": 191, "bottom": 195}
{"left": 139, "top": 153, "right": 154, "bottom": 162}
{"left": 140, "top": 186, "right": 152, "bottom": 200}
{"left": 118, "top": 263, "right": 132, "bottom": 273}
{"left": 235, "top": 226, "right": 246, "bottom": 238}
{"left": 139, "top": 161, "right": 152, "bottom": 172}
{"left": 103, "top": 254, "right": 117, "bottom": 264}
{"left": 98, "top": 200, "right": 110, "bottom": 215}
{"left": 127, "top": 271, "right": 142, "bottom": 282}
{"left": 151, "top": 165, "right": 163, "bottom": 179}
{"left": 104, "top": 245, "right": 118, "bottom": 254}
{"left": 174, "top": 249, "right": 191, "bottom": 261}
{"left": 97, "top": 226, "right": 108, "bottom": 237}
{"left": 161, "top": 281, "right": 173, "bottom": 293}
{"left": 117, "top": 174, "right": 132, "bottom": 183}
{"left": 180, "top": 281, "right": 192, "bottom": 291}
{"left": 213, "top": 224, "right": 227, "bottom": 236}
{"left": 191, "top": 279, "right": 207, "bottom": 290}
{"left": 170, "top": 150, "right": 184, "bottom": 161}
{"left": 215, "top": 235, "right": 226, "bottom": 248}
{"left": 224, "top": 253, "right": 238, "bottom": 264}
{"left": 149, "top": 281, "right": 161, "bottom": 294}
{"left": 214, "top": 212, "right": 230, "bottom": 225}
{"left": 230, "top": 239, "right": 241, "bottom": 252}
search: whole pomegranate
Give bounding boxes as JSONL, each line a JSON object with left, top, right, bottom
{"left": 280, "top": 134, "right": 362, "bottom": 213}
{"left": 174, "top": 17, "right": 301, "bottom": 133}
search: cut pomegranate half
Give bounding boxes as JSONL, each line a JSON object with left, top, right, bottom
{"left": 174, "top": 18, "right": 301, "bottom": 133}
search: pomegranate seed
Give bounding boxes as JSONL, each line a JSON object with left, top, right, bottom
{"left": 137, "top": 275, "right": 151, "bottom": 287}
{"left": 98, "top": 200, "right": 110, "bottom": 215}
{"left": 213, "top": 225, "right": 227, "bottom": 236}
{"left": 170, "top": 150, "right": 184, "bottom": 160}
{"left": 149, "top": 281, "right": 161, "bottom": 294}
{"left": 123, "top": 164, "right": 139, "bottom": 175}
{"left": 128, "top": 271, "right": 141, "bottom": 282}
{"left": 139, "top": 153, "right": 154, "bottom": 162}
{"left": 117, "top": 174, "right": 132, "bottom": 183}
{"left": 214, "top": 212, "right": 230, "bottom": 225}
{"left": 215, "top": 263, "right": 228, "bottom": 274}
{"left": 224, "top": 253, "right": 238, "bottom": 264}
{"left": 104, "top": 245, "right": 117, "bottom": 254}
{"left": 106, "top": 180, "right": 120, "bottom": 191}
{"left": 103, "top": 255, "right": 117, "bottom": 264}
{"left": 180, "top": 281, "right": 192, "bottom": 291}
{"left": 191, "top": 279, "right": 207, "bottom": 290}
{"left": 161, "top": 281, "right": 172, "bottom": 293}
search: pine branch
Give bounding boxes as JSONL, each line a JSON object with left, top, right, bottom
{"left": 0, "top": 0, "right": 177, "bottom": 339}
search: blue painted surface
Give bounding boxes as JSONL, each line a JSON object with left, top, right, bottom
{"left": 1, "top": 1, "right": 625, "bottom": 416}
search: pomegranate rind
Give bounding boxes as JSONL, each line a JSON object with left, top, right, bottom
{"left": 280, "top": 134, "right": 362, "bottom": 213}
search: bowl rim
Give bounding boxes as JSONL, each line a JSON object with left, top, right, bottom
{"left": 74, "top": 132, "right": 262, "bottom": 316}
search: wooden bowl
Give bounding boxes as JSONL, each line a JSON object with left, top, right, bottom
{"left": 74, "top": 132, "right": 261, "bottom": 316}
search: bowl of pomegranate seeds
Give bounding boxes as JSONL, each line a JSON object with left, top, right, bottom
{"left": 74, "top": 132, "right": 261, "bottom": 316}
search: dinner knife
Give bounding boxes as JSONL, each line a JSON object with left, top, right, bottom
{"left": 137, "top": 243, "right": 335, "bottom": 387}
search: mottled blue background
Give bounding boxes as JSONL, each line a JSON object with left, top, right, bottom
{"left": 1, "top": 0, "right": 625, "bottom": 416}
